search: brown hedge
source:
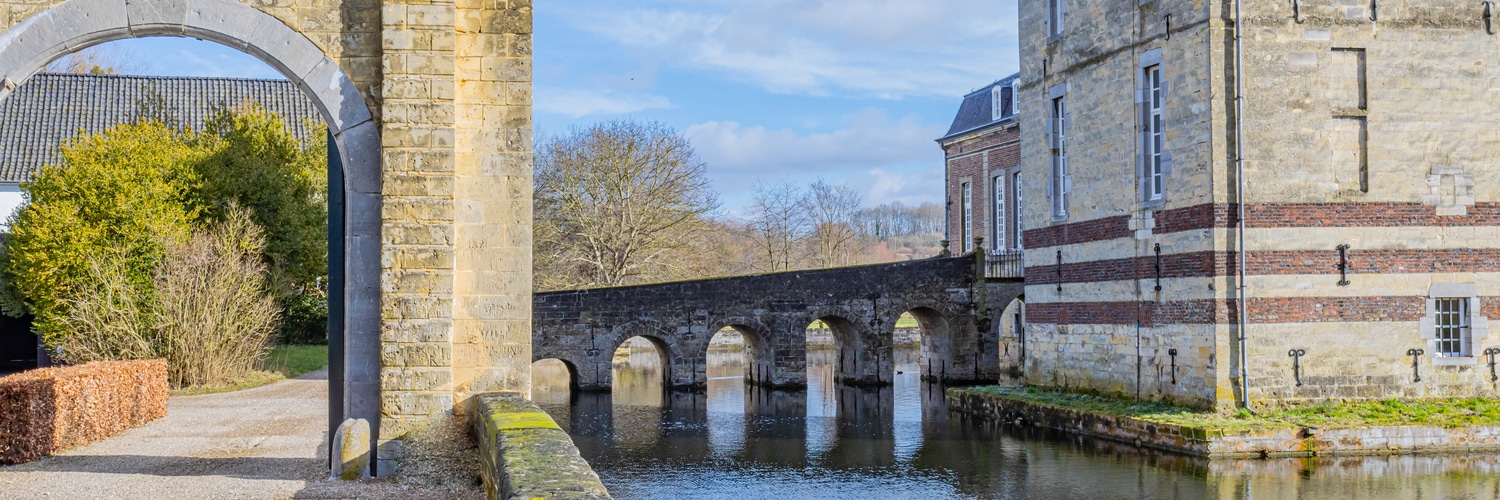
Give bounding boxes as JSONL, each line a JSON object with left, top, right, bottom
{"left": 0, "top": 359, "right": 168, "bottom": 464}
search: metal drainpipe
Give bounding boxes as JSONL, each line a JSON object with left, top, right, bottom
{"left": 1233, "top": 0, "right": 1252, "bottom": 411}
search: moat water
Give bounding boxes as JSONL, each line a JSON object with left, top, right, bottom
{"left": 533, "top": 342, "right": 1500, "bottom": 499}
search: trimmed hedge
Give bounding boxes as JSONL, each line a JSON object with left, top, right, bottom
{"left": 0, "top": 359, "right": 168, "bottom": 464}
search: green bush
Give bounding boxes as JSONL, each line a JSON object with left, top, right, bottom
{"left": 195, "top": 108, "right": 329, "bottom": 343}
{"left": 0, "top": 121, "right": 207, "bottom": 345}
{"left": 197, "top": 108, "right": 328, "bottom": 291}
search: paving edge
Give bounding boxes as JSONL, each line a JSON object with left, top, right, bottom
{"left": 947, "top": 388, "right": 1500, "bottom": 459}
{"left": 470, "top": 392, "right": 612, "bottom": 500}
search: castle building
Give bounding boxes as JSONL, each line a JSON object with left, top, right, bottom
{"left": 939, "top": 74, "right": 1022, "bottom": 256}
{"left": 1012, "top": 0, "right": 1500, "bottom": 409}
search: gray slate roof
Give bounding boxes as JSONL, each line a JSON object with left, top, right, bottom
{"left": 0, "top": 73, "right": 324, "bottom": 183}
{"left": 939, "top": 72, "right": 1020, "bottom": 142}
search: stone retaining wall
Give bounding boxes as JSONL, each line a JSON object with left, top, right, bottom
{"left": 470, "top": 393, "right": 610, "bottom": 500}
{"left": 949, "top": 388, "right": 1500, "bottom": 458}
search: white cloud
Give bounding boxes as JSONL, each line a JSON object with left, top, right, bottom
{"left": 860, "top": 167, "right": 945, "bottom": 207}
{"left": 536, "top": 88, "right": 675, "bottom": 118}
{"left": 565, "top": 0, "right": 1018, "bottom": 99}
{"left": 685, "top": 110, "right": 946, "bottom": 206}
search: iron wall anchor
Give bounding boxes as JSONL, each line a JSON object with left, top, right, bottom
{"left": 1289, "top": 349, "right": 1306, "bottom": 387}
{"left": 1168, "top": 348, "right": 1178, "bottom": 384}
{"left": 1407, "top": 348, "right": 1425, "bottom": 383}
{"left": 1485, "top": 347, "right": 1500, "bottom": 383}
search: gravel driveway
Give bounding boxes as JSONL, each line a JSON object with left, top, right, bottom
{"left": 0, "top": 369, "right": 483, "bottom": 499}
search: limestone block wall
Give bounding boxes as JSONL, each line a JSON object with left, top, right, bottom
{"left": 1015, "top": 0, "right": 1229, "bottom": 408}
{"left": 1014, "top": 0, "right": 1500, "bottom": 409}
{"left": 1229, "top": 0, "right": 1500, "bottom": 406}
{"left": 377, "top": 0, "right": 533, "bottom": 468}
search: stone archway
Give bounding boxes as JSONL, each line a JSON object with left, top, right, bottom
{"left": 0, "top": 0, "right": 535, "bottom": 476}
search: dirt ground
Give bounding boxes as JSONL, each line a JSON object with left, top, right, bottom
{"left": 0, "top": 369, "right": 484, "bottom": 500}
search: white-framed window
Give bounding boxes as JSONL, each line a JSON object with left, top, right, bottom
{"left": 992, "top": 174, "right": 1005, "bottom": 249}
{"left": 1421, "top": 284, "right": 1489, "bottom": 362}
{"left": 1050, "top": 96, "right": 1069, "bottom": 220}
{"left": 1012, "top": 171, "right": 1024, "bottom": 249}
{"left": 961, "top": 182, "right": 973, "bottom": 252}
{"left": 1434, "top": 298, "right": 1471, "bottom": 357}
{"left": 992, "top": 86, "right": 1004, "bottom": 121}
{"left": 1048, "top": 0, "right": 1065, "bottom": 38}
{"left": 1146, "top": 64, "right": 1164, "bottom": 201}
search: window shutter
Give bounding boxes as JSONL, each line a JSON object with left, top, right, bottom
{"left": 1046, "top": 117, "right": 1057, "bottom": 150}
{"left": 1046, "top": 163, "right": 1056, "bottom": 212}
{"left": 1138, "top": 90, "right": 1151, "bottom": 201}
{"left": 1057, "top": 0, "right": 1066, "bottom": 32}
{"left": 1044, "top": 2, "right": 1051, "bottom": 37}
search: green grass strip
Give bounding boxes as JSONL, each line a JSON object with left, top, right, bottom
{"left": 956, "top": 386, "right": 1500, "bottom": 430}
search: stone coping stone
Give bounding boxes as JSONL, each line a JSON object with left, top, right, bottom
{"left": 470, "top": 392, "right": 611, "bottom": 500}
{"left": 949, "top": 388, "right": 1500, "bottom": 459}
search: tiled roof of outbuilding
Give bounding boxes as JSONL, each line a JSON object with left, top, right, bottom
{"left": 939, "top": 72, "right": 1020, "bottom": 142}
{"left": 0, "top": 73, "right": 323, "bottom": 183}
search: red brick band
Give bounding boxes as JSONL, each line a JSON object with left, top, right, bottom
{"left": 1025, "top": 203, "right": 1500, "bottom": 249}
{"left": 1027, "top": 296, "right": 1500, "bottom": 326}
{"left": 1245, "top": 203, "right": 1500, "bottom": 228}
{"left": 1025, "top": 249, "right": 1500, "bottom": 285}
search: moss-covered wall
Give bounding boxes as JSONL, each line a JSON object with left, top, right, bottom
{"left": 470, "top": 393, "right": 610, "bottom": 500}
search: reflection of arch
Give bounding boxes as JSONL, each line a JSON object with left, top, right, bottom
{"left": 0, "top": 0, "right": 381, "bottom": 470}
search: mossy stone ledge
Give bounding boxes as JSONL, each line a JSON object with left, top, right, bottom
{"left": 470, "top": 392, "right": 611, "bottom": 500}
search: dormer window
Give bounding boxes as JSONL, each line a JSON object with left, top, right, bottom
{"left": 992, "top": 84, "right": 1016, "bottom": 120}
{"left": 991, "top": 86, "right": 1004, "bottom": 121}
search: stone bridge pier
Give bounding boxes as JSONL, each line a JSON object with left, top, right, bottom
{"left": 534, "top": 256, "right": 1026, "bottom": 392}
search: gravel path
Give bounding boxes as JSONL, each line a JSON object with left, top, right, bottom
{"left": 0, "top": 369, "right": 483, "bottom": 499}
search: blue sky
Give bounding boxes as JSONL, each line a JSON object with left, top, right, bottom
{"left": 75, "top": 0, "right": 1019, "bottom": 210}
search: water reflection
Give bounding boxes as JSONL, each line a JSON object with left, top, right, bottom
{"left": 534, "top": 345, "right": 1500, "bottom": 499}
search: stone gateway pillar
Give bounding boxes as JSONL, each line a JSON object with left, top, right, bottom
{"left": 0, "top": 0, "right": 534, "bottom": 476}
{"left": 376, "top": 0, "right": 534, "bottom": 472}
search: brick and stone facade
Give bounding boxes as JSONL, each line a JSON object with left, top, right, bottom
{"left": 940, "top": 74, "right": 1023, "bottom": 254}
{"left": 1015, "top": 0, "right": 1500, "bottom": 410}
{"left": 0, "top": 0, "right": 535, "bottom": 474}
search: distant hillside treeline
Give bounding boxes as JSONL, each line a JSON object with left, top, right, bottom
{"left": 533, "top": 120, "right": 944, "bottom": 292}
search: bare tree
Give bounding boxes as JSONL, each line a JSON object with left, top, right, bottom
{"left": 533, "top": 120, "right": 719, "bottom": 290}
{"left": 47, "top": 45, "right": 142, "bottom": 75}
{"left": 806, "top": 179, "right": 862, "bottom": 267}
{"left": 743, "top": 181, "right": 810, "bottom": 272}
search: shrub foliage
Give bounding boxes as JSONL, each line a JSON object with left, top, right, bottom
{"left": 0, "top": 108, "right": 328, "bottom": 387}
{"left": 0, "top": 121, "right": 205, "bottom": 344}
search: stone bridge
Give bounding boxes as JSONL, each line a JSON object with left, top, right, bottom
{"left": 534, "top": 256, "right": 1025, "bottom": 391}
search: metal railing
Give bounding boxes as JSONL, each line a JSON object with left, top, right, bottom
{"left": 984, "top": 249, "right": 1025, "bottom": 279}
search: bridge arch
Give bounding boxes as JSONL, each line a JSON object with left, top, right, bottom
{"left": 708, "top": 317, "right": 776, "bottom": 387}
{"left": 801, "top": 311, "right": 885, "bottom": 386}
{"left": 0, "top": 0, "right": 384, "bottom": 471}
{"left": 897, "top": 306, "right": 956, "bottom": 382}
{"left": 606, "top": 320, "right": 693, "bottom": 389}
